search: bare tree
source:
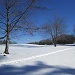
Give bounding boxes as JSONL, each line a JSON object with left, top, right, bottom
{"left": 0, "top": 0, "right": 49, "bottom": 54}
{"left": 42, "top": 16, "right": 66, "bottom": 47}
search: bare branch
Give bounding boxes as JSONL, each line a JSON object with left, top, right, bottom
{"left": 0, "top": 34, "right": 7, "bottom": 39}
{"left": 10, "top": 0, "right": 35, "bottom": 32}
{"left": 0, "top": 26, "right": 6, "bottom": 31}
{"left": 0, "top": 21, "right": 6, "bottom": 25}
{"left": 0, "top": 12, "right": 6, "bottom": 19}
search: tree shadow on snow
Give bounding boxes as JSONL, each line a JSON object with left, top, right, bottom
{"left": 0, "top": 61, "right": 75, "bottom": 75}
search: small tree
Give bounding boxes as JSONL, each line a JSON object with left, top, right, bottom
{"left": 42, "top": 16, "right": 66, "bottom": 47}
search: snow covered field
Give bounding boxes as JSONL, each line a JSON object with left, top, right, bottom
{"left": 0, "top": 44, "right": 75, "bottom": 75}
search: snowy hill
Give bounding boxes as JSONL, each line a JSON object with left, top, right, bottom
{"left": 0, "top": 44, "right": 75, "bottom": 75}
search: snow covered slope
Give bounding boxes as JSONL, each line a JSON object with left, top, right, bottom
{"left": 0, "top": 44, "right": 75, "bottom": 75}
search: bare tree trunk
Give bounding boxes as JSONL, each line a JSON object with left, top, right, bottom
{"left": 52, "top": 37, "right": 56, "bottom": 47}
{"left": 54, "top": 37, "right": 56, "bottom": 47}
{"left": 54, "top": 26, "right": 57, "bottom": 47}
{"left": 4, "top": 33, "right": 9, "bottom": 54}
{"left": 4, "top": 25, "right": 10, "bottom": 54}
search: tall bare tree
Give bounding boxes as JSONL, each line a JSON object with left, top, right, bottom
{"left": 42, "top": 16, "right": 66, "bottom": 47}
{"left": 0, "top": 0, "right": 49, "bottom": 54}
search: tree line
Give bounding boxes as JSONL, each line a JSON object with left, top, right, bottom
{"left": 28, "top": 34, "right": 75, "bottom": 45}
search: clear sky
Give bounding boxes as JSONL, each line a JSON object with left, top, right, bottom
{"left": 14, "top": 0, "right": 75, "bottom": 44}
{"left": 0, "top": 0, "right": 75, "bottom": 43}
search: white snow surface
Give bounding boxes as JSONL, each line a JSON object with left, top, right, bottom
{"left": 0, "top": 44, "right": 75, "bottom": 75}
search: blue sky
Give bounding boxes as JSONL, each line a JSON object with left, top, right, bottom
{"left": 0, "top": 0, "right": 75, "bottom": 43}
{"left": 15, "top": 0, "right": 75, "bottom": 44}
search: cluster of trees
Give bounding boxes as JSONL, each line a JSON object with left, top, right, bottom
{"left": 57, "top": 34, "right": 75, "bottom": 44}
{"left": 39, "top": 39, "right": 53, "bottom": 45}
{"left": 28, "top": 39, "right": 53, "bottom": 45}
{"left": 29, "top": 34, "right": 75, "bottom": 45}
{"left": 0, "top": 40, "right": 17, "bottom": 44}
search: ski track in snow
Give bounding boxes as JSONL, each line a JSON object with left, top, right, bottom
{"left": 0, "top": 47, "right": 74, "bottom": 66}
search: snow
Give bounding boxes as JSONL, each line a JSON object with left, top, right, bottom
{"left": 0, "top": 44, "right": 75, "bottom": 75}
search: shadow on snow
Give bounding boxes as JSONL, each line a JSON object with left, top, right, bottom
{"left": 0, "top": 61, "right": 75, "bottom": 75}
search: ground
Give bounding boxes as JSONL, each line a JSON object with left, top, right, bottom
{"left": 0, "top": 44, "right": 75, "bottom": 75}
